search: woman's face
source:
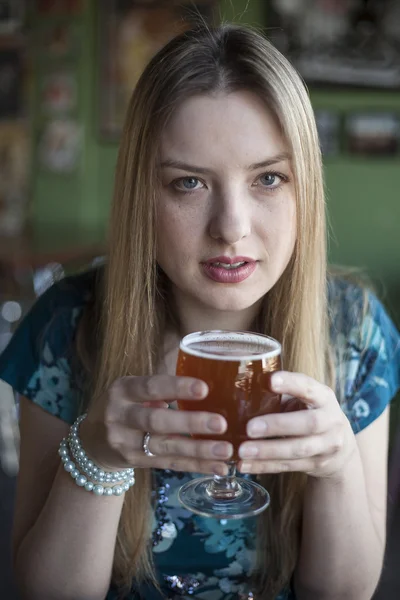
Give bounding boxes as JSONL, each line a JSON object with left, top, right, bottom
{"left": 157, "top": 91, "right": 296, "bottom": 319}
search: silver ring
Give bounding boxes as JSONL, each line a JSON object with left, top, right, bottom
{"left": 143, "top": 432, "right": 156, "bottom": 457}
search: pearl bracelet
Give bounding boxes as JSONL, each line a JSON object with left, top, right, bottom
{"left": 68, "top": 413, "right": 134, "bottom": 485}
{"left": 58, "top": 414, "right": 135, "bottom": 497}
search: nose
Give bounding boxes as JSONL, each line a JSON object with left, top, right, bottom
{"left": 208, "top": 187, "right": 251, "bottom": 245}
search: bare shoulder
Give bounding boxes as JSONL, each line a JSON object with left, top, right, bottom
{"left": 12, "top": 396, "right": 69, "bottom": 559}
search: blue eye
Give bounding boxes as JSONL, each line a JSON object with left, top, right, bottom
{"left": 254, "top": 171, "right": 289, "bottom": 192}
{"left": 173, "top": 177, "right": 204, "bottom": 192}
{"left": 259, "top": 173, "right": 281, "bottom": 187}
{"left": 182, "top": 178, "right": 199, "bottom": 189}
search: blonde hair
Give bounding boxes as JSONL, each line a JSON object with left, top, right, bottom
{"left": 82, "top": 23, "right": 332, "bottom": 598}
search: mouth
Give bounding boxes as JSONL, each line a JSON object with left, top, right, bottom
{"left": 204, "top": 256, "right": 256, "bottom": 269}
{"left": 209, "top": 260, "right": 248, "bottom": 270}
{"left": 201, "top": 256, "right": 257, "bottom": 283}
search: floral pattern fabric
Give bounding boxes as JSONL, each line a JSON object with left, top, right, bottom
{"left": 0, "top": 270, "right": 399, "bottom": 600}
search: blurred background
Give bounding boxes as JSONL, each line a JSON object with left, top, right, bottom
{"left": 0, "top": 1, "right": 399, "bottom": 598}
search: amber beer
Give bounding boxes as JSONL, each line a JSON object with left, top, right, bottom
{"left": 176, "top": 331, "right": 282, "bottom": 460}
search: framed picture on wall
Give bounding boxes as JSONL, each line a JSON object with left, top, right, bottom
{"left": 36, "top": 0, "right": 84, "bottom": 14}
{"left": 0, "top": 0, "right": 25, "bottom": 34}
{"left": 266, "top": 0, "right": 400, "bottom": 89}
{"left": 98, "top": 0, "right": 218, "bottom": 141}
{"left": 344, "top": 112, "right": 400, "bottom": 156}
{"left": 0, "top": 48, "right": 23, "bottom": 118}
{"left": 35, "top": 22, "right": 82, "bottom": 61}
{"left": 41, "top": 70, "right": 78, "bottom": 115}
{"left": 0, "top": 121, "right": 30, "bottom": 236}
{"left": 38, "top": 118, "right": 82, "bottom": 173}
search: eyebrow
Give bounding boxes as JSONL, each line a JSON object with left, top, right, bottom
{"left": 159, "top": 151, "right": 291, "bottom": 174}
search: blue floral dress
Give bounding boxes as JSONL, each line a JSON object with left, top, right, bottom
{"left": 0, "top": 269, "right": 399, "bottom": 600}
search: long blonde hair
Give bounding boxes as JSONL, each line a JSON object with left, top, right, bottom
{"left": 82, "top": 23, "right": 331, "bottom": 598}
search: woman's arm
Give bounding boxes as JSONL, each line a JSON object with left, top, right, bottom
{"left": 294, "top": 407, "right": 389, "bottom": 600}
{"left": 13, "top": 398, "right": 124, "bottom": 600}
{"left": 13, "top": 374, "right": 230, "bottom": 600}
{"left": 239, "top": 371, "right": 392, "bottom": 600}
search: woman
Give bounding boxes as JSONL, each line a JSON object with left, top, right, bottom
{"left": 0, "top": 24, "right": 399, "bottom": 600}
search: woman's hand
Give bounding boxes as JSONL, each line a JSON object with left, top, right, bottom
{"left": 238, "top": 371, "right": 357, "bottom": 480}
{"left": 79, "top": 375, "right": 233, "bottom": 475}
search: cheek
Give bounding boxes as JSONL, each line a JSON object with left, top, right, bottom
{"left": 259, "top": 199, "right": 297, "bottom": 247}
{"left": 277, "top": 208, "right": 297, "bottom": 249}
{"left": 156, "top": 206, "right": 198, "bottom": 259}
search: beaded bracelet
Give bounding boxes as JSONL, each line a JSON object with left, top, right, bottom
{"left": 58, "top": 413, "right": 135, "bottom": 497}
{"left": 68, "top": 413, "right": 134, "bottom": 485}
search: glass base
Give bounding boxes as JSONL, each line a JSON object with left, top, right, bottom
{"left": 178, "top": 476, "right": 270, "bottom": 519}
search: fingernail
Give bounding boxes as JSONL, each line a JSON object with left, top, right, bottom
{"left": 239, "top": 445, "right": 259, "bottom": 458}
{"left": 212, "top": 442, "right": 232, "bottom": 458}
{"left": 248, "top": 421, "right": 267, "bottom": 437}
{"left": 240, "top": 462, "right": 251, "bottom": 473}
{"left": 271, "top": 373, "right": 284, "bottom": 389}
{"left": 207, "top": 416, "right": 225, "bottom": 433}
{"left": 213, "top": 463, "right": 227, "bottom": 476}
{"left": 191, "top": 381, "right": 207, "bottom": 397}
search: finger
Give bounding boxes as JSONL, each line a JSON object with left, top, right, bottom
{"left": 115, "top": 375, "right": 209, "bottom": 403}
{"left": 128, "top": 405, "right": 227, "bottom": 436}
{"left": 108, "top": 427, "right": 230, "bottom": 475}
{"left": 238, "top": 457, "right": 317, "bottom": 475}
{"left": 239, "top": 434, "right": 327, "bottom": 461}
{"left": 270, "top": 371, "right": 335, "bottom": 409}
{"left": 147, "top": 434, "right": 233, "bottom": 461}
{"left": 125, "top": 451, "right": 229, "bottom": 475}
{"left": 247, "top": 407, "right": 330, "bottom": 438}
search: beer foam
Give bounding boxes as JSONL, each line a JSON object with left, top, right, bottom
{"left": 180, "top": 331, "right": 281, "bottom": 361}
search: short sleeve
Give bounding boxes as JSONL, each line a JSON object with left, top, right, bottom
{"left": 331, "top": 281, "right": 400, "bottom": 434}
{"left": 0, "top": 272, "right": 93, "bottom": 424}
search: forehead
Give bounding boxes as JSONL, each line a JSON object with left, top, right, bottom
{"left": 160, "top": 91, "right": 288, "bottom": 164}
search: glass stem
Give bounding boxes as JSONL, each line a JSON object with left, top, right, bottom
{"left": 205, "top": 461, "right": 243, "bottom": 500}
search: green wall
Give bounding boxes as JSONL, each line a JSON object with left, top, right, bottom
{"left": 30, "top": 0, "right": 400, "bottom": 315}
{"left": 29, "top": 2, "right": 94, "bottom": 227}
{"left": 312, "top": 91, "right": 400, "bottom": 295}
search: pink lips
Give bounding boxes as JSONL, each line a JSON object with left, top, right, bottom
{"left": 202, "top": 256, "right": 257, "bottom": 283}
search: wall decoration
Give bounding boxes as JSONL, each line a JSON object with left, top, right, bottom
{"left": 41, "top": 70, "right": 77, "bottom": 114}
{"left": 36, "top": 22, "right": 81, "bottom": 60}
{"left": 36, "top": 0, "right": 84, "bottom": 15}
{"left": 0, "top": 48, "right": 23, "bottom": 118}
{"left": 38, "top": 118, "right": 82, "bottom": 173}
{"left": 267, "top": 0, "right": 400, "bottom": 89}
{"left": 0, "top": 0, "right": 25, "bottom": 34}
{"left": 345, "top": 112, "right": 400, "bottom": 156}
{"left": 314, "top": 109, "right": 341, "bottom": 157}
{"left": 98, "top": 0, "right": 217, "bottom": 140}
{"left": 0, "top": 121, "right": 30, "bottom": 235}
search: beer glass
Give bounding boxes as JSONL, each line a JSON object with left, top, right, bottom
{"left": 176, "top": 330, "right": 282, "bottom": 519}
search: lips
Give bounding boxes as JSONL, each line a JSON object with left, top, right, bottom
{"left": 202, "top": 256, "right": 257, "bottom": 283}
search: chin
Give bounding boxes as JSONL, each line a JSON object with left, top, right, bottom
{"left": 199, "top": 290, "right": 264, "bottom": 314}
